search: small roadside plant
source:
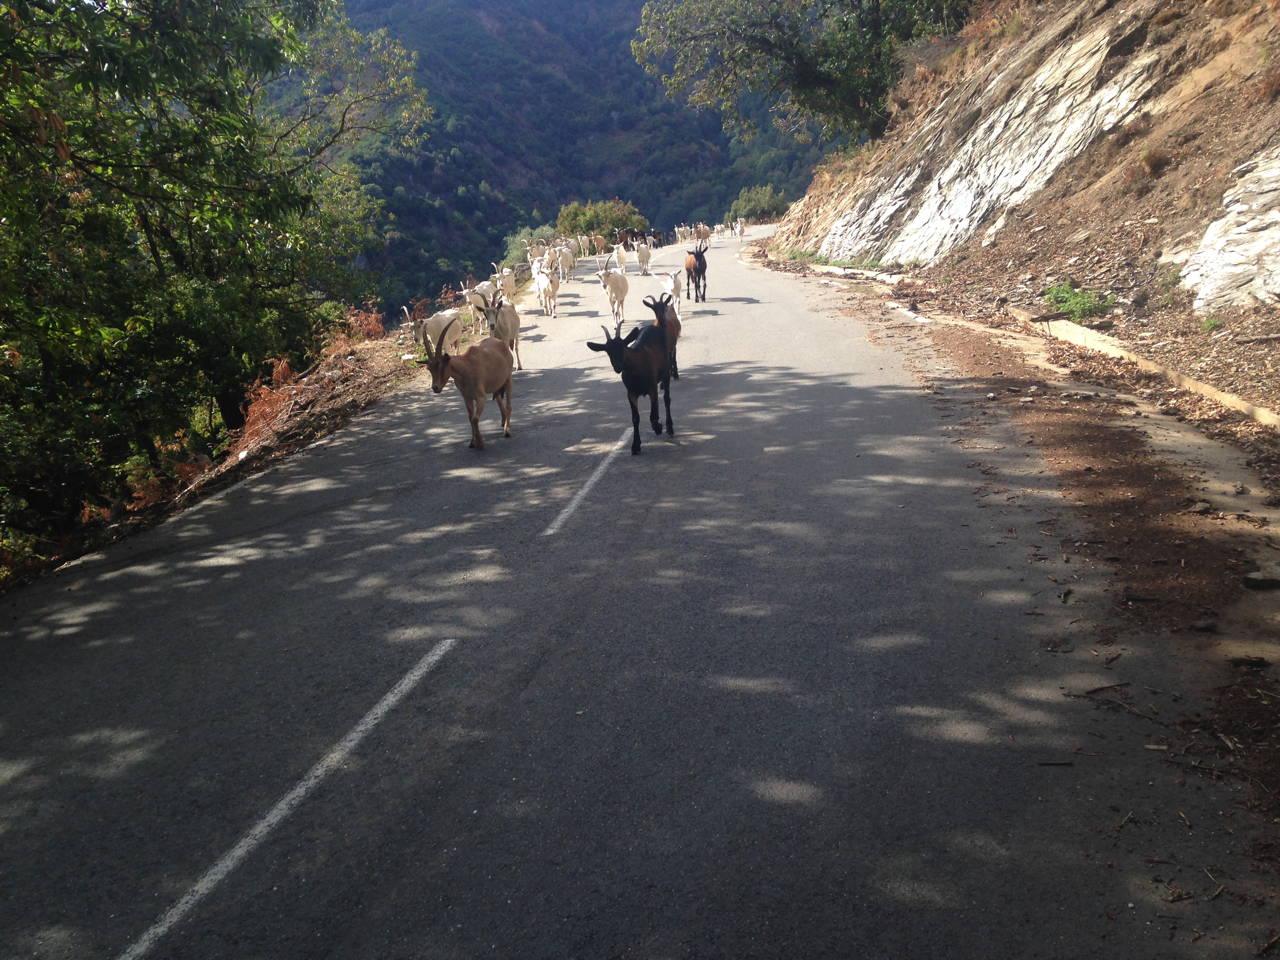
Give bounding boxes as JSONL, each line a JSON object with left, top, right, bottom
{"left": 1141, "top": 147, "right": 1172, "bottom": 177}
{"left": 1201, "top": 315, "right": 1224, "bottom": 333}
{"left": 784, "top": 250, "right": 882, "bottom": 270}
{"left": 1044, "top": 282, "right": 1115, "bottom": 323}
{"left": 1154, "top": 263, "right": 1184, "bottom": 309}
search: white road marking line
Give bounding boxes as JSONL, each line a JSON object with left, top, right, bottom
{"left": 115, "top": 638, "right": 458, "bottom": 960}
{"left": 541, "top": 429, "right": 631, "bottom": 537}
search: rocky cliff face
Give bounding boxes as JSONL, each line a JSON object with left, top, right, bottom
{"left": 1184, "top": 142, "right": 1280, "bottom": 311}
{"left": 774, "top": 0, "right": 1279, "bottom": 314}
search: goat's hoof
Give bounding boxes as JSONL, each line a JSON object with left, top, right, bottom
{"left": 652, "top": 422, "right": 662, "bottom": 435}
{"left": 631, "top": 446, "right": 642, "bottom": 455}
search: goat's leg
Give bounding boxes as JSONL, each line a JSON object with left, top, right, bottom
{"left": 512, "top": 335, "right": 523, "bottom": 372}
{"left": 469, "top": 396, "right": 486, "bottom": 449}
{"left": 670, "top": 347, "right": 679, "bottom": 381}
{"left": 649, "top": 389, "right": 662, "bottom": 435}
{"left": 628, "top": 391, "right": 642, "bottom": 454}
{"left": 497, "top": 380, "right": 512, "bottom": 437}
{"left": 662, "top": 376, "right": 674, "bottom": 438}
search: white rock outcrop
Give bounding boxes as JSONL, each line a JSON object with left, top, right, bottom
{"left": 1183, "top": 141, "right": 1280, "bottom": 312}
{"left": 817, "top": 7, "right": 1162, "bottom": 266}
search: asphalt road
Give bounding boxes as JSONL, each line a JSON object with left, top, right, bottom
{"left": 0, "top": 235, "right": 1214, "bottom": 958}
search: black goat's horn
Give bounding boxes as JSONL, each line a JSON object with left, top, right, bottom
{"left": 601, "top": 324, "right": 612, "bottom": 342}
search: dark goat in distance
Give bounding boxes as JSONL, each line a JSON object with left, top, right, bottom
{"left": 641, "top": 293, "right": 681, "bottom": 381}
{"left": 587, "top": 321, "right": 673, "bottom": 455}
{"left": 684, "top": 240, "right": 708, "bottom": 302}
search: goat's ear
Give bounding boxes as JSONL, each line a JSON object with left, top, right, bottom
{"left": 586, "top": 341, "right": 607, "bottom": 352}
{"left": 623, "top": 327, "right": 641, "bottom": 345}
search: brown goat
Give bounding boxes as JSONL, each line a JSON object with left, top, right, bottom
{"left": 420, "top": 317, "right": 513, "bottom": 450}
{"left": 684, "top": 240, "right": 708, "bottom": 302}
{"left": 641, "top": 293, "right": 681, "bottom": 380}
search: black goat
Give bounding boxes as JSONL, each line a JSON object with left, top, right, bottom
{"left": 587, "top": 321, "right": 673, "bottom": 455}
{"left": 684, "top": 240, "right": 708, "bottom": 302}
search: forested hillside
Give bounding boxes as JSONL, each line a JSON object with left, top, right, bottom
{"left": 344, "top": 0, "right": 829, "bottom": 305}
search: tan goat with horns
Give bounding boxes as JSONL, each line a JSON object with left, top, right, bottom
{"left": 419, "top": 316, "right": 514, "bottom": 450}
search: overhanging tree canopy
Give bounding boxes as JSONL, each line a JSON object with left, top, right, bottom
{"left": 633, "top": 0, "right": 970, "bottom": 138}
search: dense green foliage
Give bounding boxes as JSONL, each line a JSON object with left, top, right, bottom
{"left": 556, "top": 200, "right": 650, "bottom": 239}
{"left": 727, "top": 185, "right": 792, "bottom": 223}
{"left": 0, "top": 0, "right": 425, "bottom": 568}
{"left": 634, "top": 0, "right": 971, "bottom": 137}
{"left": 345, "top": 0, "right": 831, "bottom": 306}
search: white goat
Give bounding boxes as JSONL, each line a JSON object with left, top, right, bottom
{"left": 404, "top": 305, "right": 463, "bottom": 357}
{"left": 657, "top": 270, "right": 682, "bottom": 320}
{"left": 478, "top": 293, "right": 523, "bottom": 371}
{"left": 635, "top": 241, "right": 652, "bottom": 276}
{"left": 613, "top": 243, "right": 628, "bottom": 274}
{"left": 595, "top": 254, "right": 629, "bottom": 323}
{"left": 532, "top": 257, "right": 559, "bottom": 317}
{"left": 557, "top": 244, "right": 576, "bottom": 280}
{"left": 461, "top": 279, "right": 497, "bottom": 328}
{"left": 491, "top": 262, "right": 517, "bottom": 303}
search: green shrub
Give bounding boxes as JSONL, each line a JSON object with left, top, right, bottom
{"left": 727, "top": 184, "right": 791, "bottom": 223}
{"left": 555, "top": 199, "right": 648, "bottom": 239}
{"left": 1044, "top": 282, "right": 1116, "bottom": 322}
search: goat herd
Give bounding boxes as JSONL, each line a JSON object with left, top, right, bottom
{"left": 406, "top": 222, "right": 737, "bottom": 455}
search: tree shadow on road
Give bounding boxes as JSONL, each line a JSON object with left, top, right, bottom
{"left": 0, "top": 360, "right": 1267, "bottom": 958}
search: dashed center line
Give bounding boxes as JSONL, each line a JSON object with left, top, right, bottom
{"left": 541, "top": 429, "right": 631, "bottom": 536}
{"left": 115, "top": 638, "right": 458, "bottom": 960}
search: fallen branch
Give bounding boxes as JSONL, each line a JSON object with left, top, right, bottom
{"left": 1084, "top": 681, "right": 1132, "bottom": 696}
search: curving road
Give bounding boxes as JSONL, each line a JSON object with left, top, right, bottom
{"left": 0, "top": 233, "right": 1237, "bottom": 959}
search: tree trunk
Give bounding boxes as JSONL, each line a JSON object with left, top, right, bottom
{"left": 216, "top": 387, "right": 247, "bottom": 431}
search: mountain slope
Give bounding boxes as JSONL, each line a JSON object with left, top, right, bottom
{"left": 773, "top": 0, "right": 1280, "bottom": 413}
{"left": 344, "top": 0, "right": 827, "bottom": 304}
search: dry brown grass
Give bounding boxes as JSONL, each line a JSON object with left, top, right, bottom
{"left": 1141, "top": 146, "right": 1173, "bottom": 177}
{"left": 1258, "top": 64, "right": 1280, "bottom": 102}
{"left": 271, "top": 356, "right": 295, "bottom": 386}
{"left": 346, "top": 301, "right": 386, "bottom": 340}
{"left": 1119, "top": 162, "right": 1153, "bottom": 196}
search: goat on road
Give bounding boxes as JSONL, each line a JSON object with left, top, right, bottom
{"left": 420, "top": 316, "right": 513, "bottom": 450}
{"left": 685, "top": 241, "right": 708, "bottom": 302}
{"left": 587, "top": 321, "right": 673, "bottom": 455}
{"left": 642, "top": 293, "right": 681, "bottom": 381}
